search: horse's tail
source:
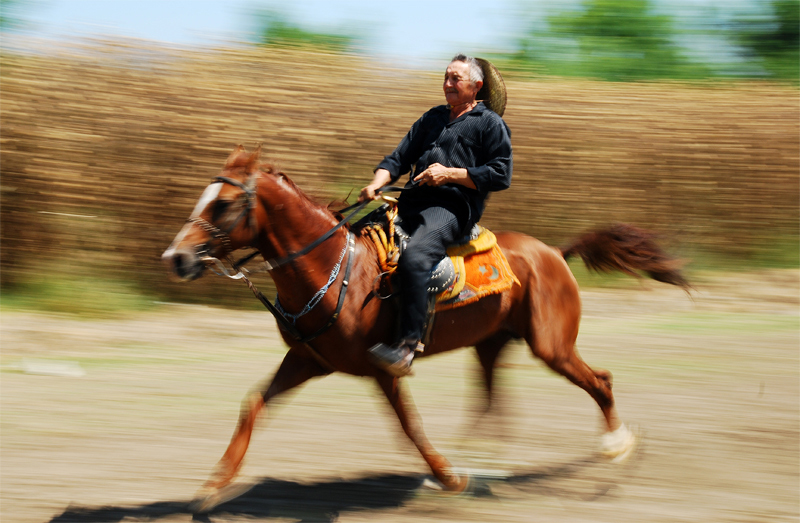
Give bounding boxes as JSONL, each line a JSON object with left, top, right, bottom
{"left": 560, "top": 223, "right": 691, "bottom": 292}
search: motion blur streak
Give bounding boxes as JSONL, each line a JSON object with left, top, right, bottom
{"left": 1, "top": 41, "right": 797, "bottom": 309}
{"left": 0, "top": 25, "right": 797, "bottom": 523}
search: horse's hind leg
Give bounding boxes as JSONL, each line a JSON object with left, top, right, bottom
{"left": 546, "top": 349, "right": 637, "bottom": 461}
{"left": 457, "top": 333, "right": 516, "bottom": 453}
{"left": 538, "top": 343, "right": 619, "bottom": 431}
{"left": 474, "top": 332, "right": 514, "bottom": 413}
{"left": 524, "top": 281, "right": 635, "bottom": 459}
{"left": 376, "top": 373, "right": 469, "bottom": 492}
{"left": 192, "top": 350, "right": 328, "bottom": 510}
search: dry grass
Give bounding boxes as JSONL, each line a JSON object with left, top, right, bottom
{"left": 1, "top": 41, "right": 798, "bottom": 305}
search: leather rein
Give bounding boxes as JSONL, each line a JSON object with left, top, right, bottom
{"left": 196, "top": 175, "right": 401, "bottom": 348}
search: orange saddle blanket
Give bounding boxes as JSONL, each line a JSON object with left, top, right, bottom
{"left": 435, "top": 228, "right": 519, "bottom": 311}
{"left": 362, "top": 217, "right": 519, "bottom": 311}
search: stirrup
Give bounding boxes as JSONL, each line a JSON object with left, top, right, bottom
{"left": 367, "top": 342, "right": 415, "bottom": 377}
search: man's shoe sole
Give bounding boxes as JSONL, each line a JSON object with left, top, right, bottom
{"left": 367, "top": 343, "right": 414, "bottom": 377}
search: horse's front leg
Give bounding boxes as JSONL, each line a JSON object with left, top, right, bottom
{"left": 192, "top": 349, "right": 328, "bottom": 511}
{"left": 376, "top": 373, "right": 469, "bottom": 492}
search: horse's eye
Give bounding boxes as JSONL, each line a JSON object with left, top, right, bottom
{"left": 212, "top": 199, "right": 231, "bottom": 222}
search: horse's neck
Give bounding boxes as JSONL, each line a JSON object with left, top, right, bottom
{"left": 255, "top": 175, "right": 345, "bottom": 301}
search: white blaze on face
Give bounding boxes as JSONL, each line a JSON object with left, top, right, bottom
{"left": 189, "top": 183, "right": 223, "bottom": 219}
{"left": 162, "top": 183, "right": 223, "bottom": 259}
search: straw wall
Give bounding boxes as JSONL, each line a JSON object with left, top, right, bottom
{"left": 2, "top": 43, "right": 797, "bottom": 302}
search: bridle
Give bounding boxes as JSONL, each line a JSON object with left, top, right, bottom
{"left": 189, "top": 175, "right": 258, "bottom": 260}
{"left": 197, "top": 174, "right": 390, "bottom": 273}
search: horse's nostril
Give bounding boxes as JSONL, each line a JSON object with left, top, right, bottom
{"left": 174, "top": 253, "right": 190, "bottom": 279}
{"left": 169, "top": 250, "right": 204, "bottom": 281}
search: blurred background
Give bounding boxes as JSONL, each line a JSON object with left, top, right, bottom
{"left": 1, "top": 0, "right": 797, "bottom": 313}
{"left": 1, "top": 3, "right": 797, "bottom": 522}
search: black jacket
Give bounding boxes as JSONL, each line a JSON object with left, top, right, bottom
{"left": 376, "top": 102, "right": 512, "bottom": 226}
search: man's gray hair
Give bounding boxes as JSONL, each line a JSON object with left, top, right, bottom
{"left": 451, "top": 54, "right": 484, "bottom": 85}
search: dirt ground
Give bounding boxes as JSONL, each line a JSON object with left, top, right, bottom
{"left": 2, "top": 270, "right": 798, "bottom": 523}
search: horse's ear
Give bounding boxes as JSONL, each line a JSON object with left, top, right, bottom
{"left": 225, "top": 145, "right": 246, "bottom": 168}
{"left": 246, "top": 143, "right": 262, "bottom": 173}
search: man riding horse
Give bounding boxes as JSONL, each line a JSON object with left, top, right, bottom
{"left": 360, "top": 54, "right": 512, "bottom": 377}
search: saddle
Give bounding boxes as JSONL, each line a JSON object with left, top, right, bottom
{"left": 358, "top": 203, "right": 519, "bottom": 312}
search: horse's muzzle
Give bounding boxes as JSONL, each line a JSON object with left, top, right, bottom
{"left": 162, "top": 247, "right": 206, "bottom": 282}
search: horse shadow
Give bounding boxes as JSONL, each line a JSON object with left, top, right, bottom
{"left": 47, "top": 456, "right": 622, "bottom": 523}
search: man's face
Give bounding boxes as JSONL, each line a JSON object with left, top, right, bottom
{"left": 443, "top": 61, "right": 482, "bottom": 107}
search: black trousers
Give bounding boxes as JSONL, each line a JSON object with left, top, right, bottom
{"left": 397, "top": 205, "right": 467, "bottom": 342}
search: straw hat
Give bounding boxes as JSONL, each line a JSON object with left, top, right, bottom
{"left": 475, "top": 58, "right": 507, "bottom": 117}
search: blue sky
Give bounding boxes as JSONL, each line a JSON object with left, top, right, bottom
{"left": 9, "top": 0, "right": 757, "bottom": 68}
{"left": 15, "top": 0, "right": 529, "bottom": 67}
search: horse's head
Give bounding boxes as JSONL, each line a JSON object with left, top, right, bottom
{"left": 162, "top": 145, "right": 263, "bottom": 281}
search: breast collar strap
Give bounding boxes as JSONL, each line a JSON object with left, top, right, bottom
{"left": 243, "top": 232, "right": 356, "bottom": 345}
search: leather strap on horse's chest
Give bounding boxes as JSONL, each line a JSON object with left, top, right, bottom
{"left": 291, "top": 233, "right": 356, "bottom": 344}
{"left": 240, "top": 232, "right": 355, "bottom": 358}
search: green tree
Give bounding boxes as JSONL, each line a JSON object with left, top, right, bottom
{"left": 253, "top": 9, "right": 355, "bottom": 53}
{"left": 731, "top": 0, "right": 799, "bottom": 82}
{"left": 550, "top": 0, "right": 708, "bottom": 81}
{"left": 498, "top": 0, "right": 710, "bottom": 81}
{"left": 0, "top": 0, "right": 29, "bottom": 32}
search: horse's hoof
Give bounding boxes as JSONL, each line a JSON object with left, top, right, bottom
{"left": 420, "top": 476, "right": 444, "bottom": 491}
{"left": 421, "top": 469, "right": 472, "bottom": 495}
{"left": 447, "top": 470, "right": 472, "bottom": 495}
{"left": 188, "top": 488, "right": 219, "bottom": 515}
{"left": 188, "top": 483, "right": 254, "bottom": 514}
{"left": 600, "top": 423, "right": 640, "bottom": 464}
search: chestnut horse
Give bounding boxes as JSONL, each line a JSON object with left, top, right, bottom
{"left": 162, "top": 145, "right": 688, "bottom": 510}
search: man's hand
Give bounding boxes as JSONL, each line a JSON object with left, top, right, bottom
{"left": 414, "top": 163, "right": 477, "bottom": 190}
{"left": 359, "top": 184, "right": 381, "bottom": 202}
{"left": 358, "top": 168, "right": 393, "bottom": 203}
{"left": 413, "top": 163, "right": 450, "bottom": 187}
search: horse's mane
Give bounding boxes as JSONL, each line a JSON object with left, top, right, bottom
{"left": 256, "top": 161, "right": 346, "bottom": 222}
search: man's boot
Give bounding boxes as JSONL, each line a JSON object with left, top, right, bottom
{"left": 367, "top": 338, "right": 418, "bottom": 377}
